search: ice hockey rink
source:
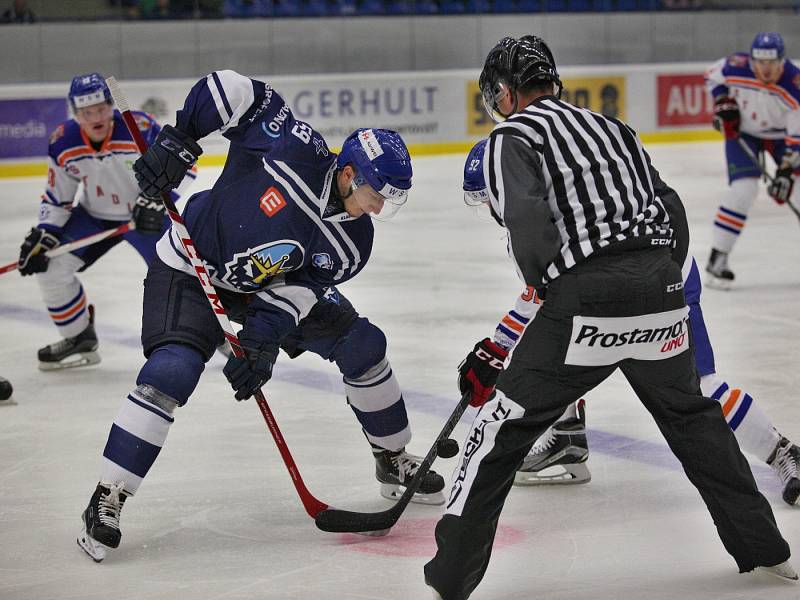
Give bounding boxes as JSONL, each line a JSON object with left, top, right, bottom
{"left": 1, "top": 141, "right": 799, "bottom": 600}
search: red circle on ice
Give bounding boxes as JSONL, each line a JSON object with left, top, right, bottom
{"left": 337, "top": 517, "right": 524, "bottom": 557}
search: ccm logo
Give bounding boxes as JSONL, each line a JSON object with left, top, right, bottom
{"left": 650, "top": 238, "right": 672, "bottom": 246}
{"left": 259, "top": 187, "right": 286, "bottom": 217}
{"left": 666, "top": 282, "right": 684, "bottom": 292}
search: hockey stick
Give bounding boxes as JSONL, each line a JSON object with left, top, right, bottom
{"left": 0, "top": 220, "right": 134, "bottom": 276}
{"left": 736, "top": 137, "right": 800, "bottom": 223}
{"left": 106, "top": 77, "right": 329, "bottom": 519}
{"left": 314, "top": 391, "right": 470, "bottom": 534}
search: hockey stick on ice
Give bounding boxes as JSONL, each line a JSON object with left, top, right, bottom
{"left": 106, "top": 77, "right": 329, "bottom": 519}
{"left": 0, "top": 220, "right": 134, "bottom": 276}
{"left": 314, "top": 391, "right": 470, "bottom": 534}
{"left": 735, "top": 137, "right": 800, "bottom": 223}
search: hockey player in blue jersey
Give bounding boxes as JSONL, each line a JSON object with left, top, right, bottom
{"left": 77, "top": 70, "right": 445, "bottom": 562}
{"left": 17, "top": 73, "right": 190, "bottom": 370}
{"left": 704, "top": 32, "right": 800, "bottom": 288}
{"left": 460, "top": 138, "right": 800, "bottom": 506}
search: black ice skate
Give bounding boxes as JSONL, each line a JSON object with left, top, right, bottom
{"left": 375, "top": 448, "right": 446, "bottom": 505}
{"left": 767, "top": 437, "right": 800, "bottom": 506}
{"left": 38, "top": 304, "right": 100, "bottom": 371}
{"left": 77, "top": 482, "right": 128, "bottom": 562}
{"left": 705, "top": 249, "right": 735, "bottom": 290}
{"left": 515, "top": 399, "right": 591, "bottom": 486}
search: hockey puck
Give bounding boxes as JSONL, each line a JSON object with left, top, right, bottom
{"left": 0, "top": 377, "right": 12, "bottom": 401}
{"left": 436, "top": 438, "right": 459, "bottom": 459}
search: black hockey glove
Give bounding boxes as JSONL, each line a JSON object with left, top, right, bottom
{"left": 712, "top": 95, "right": 740, "bottom": 141}
{"left": 768, "top": 164, "right": 795, "bottom": 206}
{"left": 18, "top": 227, "right": 59, "bottom": 276}
{"left": 222, "top": 331, "right": 279, "bottom": 401}
{"left": 457, "top": 338, "right": 508, "bottom": 408}
{"left": 133, "top": 124, "right": 202, "bottom": 199}
{"left": 132, "top": 195, "right": 166, "bottom": 235}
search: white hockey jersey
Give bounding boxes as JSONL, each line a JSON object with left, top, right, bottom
{"left": 705, "top": 52, "right": 800, "bottom": 150}
{"left": 39, "top": 110, "right": 197, "bottom": 231}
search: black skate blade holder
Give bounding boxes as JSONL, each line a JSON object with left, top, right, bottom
{"left": 314, "top": 392, "right": 471, "bottom": 535}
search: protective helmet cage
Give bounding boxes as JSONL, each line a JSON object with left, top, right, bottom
{"left": 479, "top": 35, "right": 562, "bottom": 122}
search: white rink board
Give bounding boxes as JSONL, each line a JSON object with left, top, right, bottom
{"left": 0, "top": 61, "right": 747, "bottom": 162}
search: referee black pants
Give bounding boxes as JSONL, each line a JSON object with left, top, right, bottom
{"left": 424, "top": 247, "right": 790, "bottom": 600}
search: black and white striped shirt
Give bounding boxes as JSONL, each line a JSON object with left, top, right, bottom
{"left": 484, "top": 96, "right": 688, "bottom": 290}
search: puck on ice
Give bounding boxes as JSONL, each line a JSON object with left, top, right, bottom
{"left": 0, "top": 377, "right": 12, "bottom": 401}
{"left": 436, "top": 438, "right": 459, "bottom": 459}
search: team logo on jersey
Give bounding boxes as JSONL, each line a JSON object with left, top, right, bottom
{"left": 313, "top": 137, "right": 329, "bottom": 157}
{"left": 322, "top": 287, "right": 340, "bottom": 304}
{"left": 222, "top": 240, "right": 304, "bottom": 290}
{"left": 134, "top": 114, "right": 152, "bottom": 132}
{"left": 729, "top": 55, "right": 748, "bottom": 68}
{"left": 312, "top": 252, "right": 333, "bottom": 270}
{"left": 565, "top": 307, "right": 690, "bottom": 366}
{"left": 49, "top": 125, "right": 64, "bottom": 145}
{"left": 259, "top": 186, "right": 286, "bottom": 217}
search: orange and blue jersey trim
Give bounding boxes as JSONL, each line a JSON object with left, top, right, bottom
{"left": 725, "top": 76, "right": 800, "bottom": 111}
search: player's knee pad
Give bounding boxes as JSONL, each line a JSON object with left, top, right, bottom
{"left": 334, "top": 318, "right": 387, "bottom": 380}
{"left": 136, "top": 343, "right": 205, "bottom": 407}
{"left": 722, "top": 178, "right": 759, "bottom": 215}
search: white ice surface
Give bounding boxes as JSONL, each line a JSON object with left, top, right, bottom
{"left": 1, "top": 142, "right": 799, "bottom": 600}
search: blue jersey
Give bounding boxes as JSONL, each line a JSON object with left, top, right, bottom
{"left": 156, "top": 70, "right": 373, "bottom": 342}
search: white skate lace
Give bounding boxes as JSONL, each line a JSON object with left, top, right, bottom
{"left": 392, "top": 453, "right": 421, "bottom": 483}
{"left": 529, "top": 428, "right": 558, "bottom": 456}
{"left": 98, "top": 483, "right": 124, "bottom": 528}
{"left": 774, "top": 444, "right": 799, "bottom": 485}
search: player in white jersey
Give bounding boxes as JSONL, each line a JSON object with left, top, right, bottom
{"left": 704, "top": 32, "right": 800, "bottom": 288}
{"left": 16, "top": 73, "right": 196, "bottom": 370}
{"left": 462, "top": 138, "right": 800, "bottom": 506}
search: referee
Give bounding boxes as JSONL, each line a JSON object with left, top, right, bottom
{"left": 424, "top": 35, "right": 794, "bottom": 599}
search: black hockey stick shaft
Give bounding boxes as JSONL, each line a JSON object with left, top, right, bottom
{"left": 314, "top": 391, "right": 471, "bottom": 534}
{"left": 736, "top": 137, "right": 800, "bottom": 223}
{"left": 107, "top": 77, "right": 329, "bottom": 519}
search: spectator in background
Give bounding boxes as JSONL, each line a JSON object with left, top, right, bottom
{"left": 1, "top": 0, "right": 36, "bottom": 23}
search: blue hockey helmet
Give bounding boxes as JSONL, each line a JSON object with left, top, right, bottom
{"left": 751, "top": 32, "right": 785, "bottom": 61}
{"left": 69, "top": 73, "right": 112, "bottom": 110}
{"left": 337, "top": 128, "right": 412, "bottom": 218}
{"left": 463, "top": 139, "right": 489, "bottom": 206}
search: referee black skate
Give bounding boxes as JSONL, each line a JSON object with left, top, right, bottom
{"left": 424, "top": 35, "right": 795, "bottom": 600}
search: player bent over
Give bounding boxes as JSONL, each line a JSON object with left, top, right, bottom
{"left": 461, "top": 138, "right": 800, "bottom": 505}
{"left": 704, "top": 32, "right": 800, "bottom": 288}
{"left": 425, "top": 36, "right": 794, "bottom": 600}
{"left": 77, "top": 71, "right": 445, "bottom": 562}
{"left": 17, "top": 73, "right": 194, "bottom": 370}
